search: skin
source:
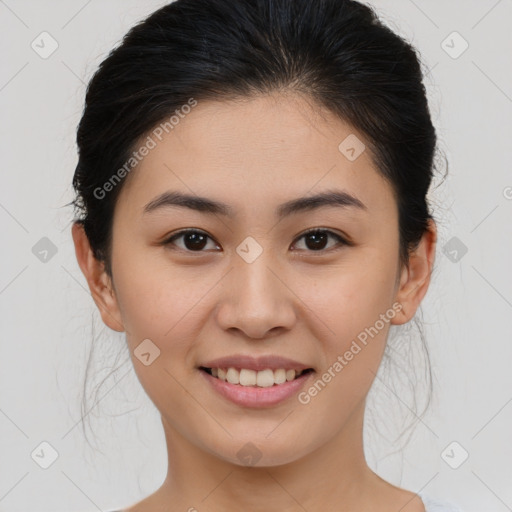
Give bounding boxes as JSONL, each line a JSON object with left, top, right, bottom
{"left": 72, "top": 91, "right": 437, "bottom": 512}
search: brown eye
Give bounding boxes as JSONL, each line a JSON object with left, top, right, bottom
{"left": 163, "top": 228, "right": 348, "bottom": 254}
{"left": 292, "top": 229, "right": 347, "bottom": 252}
{"left": 164, "top": 230, "right": 218, "bottom": 252}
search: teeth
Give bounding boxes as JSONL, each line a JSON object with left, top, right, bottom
{"left": 239, "top": 369, "right": 257, "bottom": 386}
{"left": 285, "top": 369, "right": 296, "bottom": 382}
{"left": 274, "top": 369, "right": 286, "bottom": 384}
{"left": 226, "top": 367, "right": 240, "bottom": 384}
{"left": 209, "top": 367, "right": 308, "bottom": 387}
{"left": 256, "top": 369, "right": 274, "bottom": 387}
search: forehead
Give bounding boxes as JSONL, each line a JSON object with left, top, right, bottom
{"left": 116, "top": 92, "right": 396, "bottom": 220}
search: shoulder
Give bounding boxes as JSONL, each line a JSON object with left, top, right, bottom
{"left": 419, "top": 493, "right": 464, "bottom": 512}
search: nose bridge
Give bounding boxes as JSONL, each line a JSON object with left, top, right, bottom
{"left": 216, "top": 237, "right": 296, "bottom": 337}
{"left": 237, "top": 244, "right": 279, "bottom": 300}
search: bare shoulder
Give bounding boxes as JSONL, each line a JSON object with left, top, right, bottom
{"left": 390, "top": 488, "right": 426, "bottom": 512}
{"left": 369, "top": 477, "right": 426, "bottom": 512}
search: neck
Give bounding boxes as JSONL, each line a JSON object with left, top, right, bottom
{"left": 155, "top": 401, "right": 384, "bottom": 511}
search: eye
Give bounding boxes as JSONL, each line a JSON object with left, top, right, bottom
{"left": 163, "top": 229, "right": 219, "bottom": 252}
{"left": 162, "top": 228, "right": 349, "bottom": 253}
{"left": 291, "top": 228, "right": 348, "bottom": 252}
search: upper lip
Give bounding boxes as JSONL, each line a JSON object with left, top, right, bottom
{"left": 199, "top": 355, "right": 314, "bottom": 372}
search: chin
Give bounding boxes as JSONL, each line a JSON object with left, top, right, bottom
{"left": 207, "top": 435, "right": 311, "bottom": 468}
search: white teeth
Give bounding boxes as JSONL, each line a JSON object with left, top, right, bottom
{"left": 209, "top": 367, "right": 308, "bottom": 387}
{"left": 226, "top": 367, "right": 240, "bottom": 384}
{"left": 239, "top": 369, "right": 257, "bottom": 386}
{"left": 285, "top": 369, "right": 296, "bottom": 382}
{"left": 274, "top": 368, "right": 286, "bottom": 384}
{"left": 256, "top": 369, "right": 274, "bottom": 388}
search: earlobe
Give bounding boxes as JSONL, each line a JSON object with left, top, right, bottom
{"left": 391, "top": 219, "right": 437, "bottom": 326}
{"left": 71, "top": 222, "right": 125, "bottom": 332}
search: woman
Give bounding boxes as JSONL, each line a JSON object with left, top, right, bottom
{"left": 71, "top": 0, "right": 461, "bottom": 510}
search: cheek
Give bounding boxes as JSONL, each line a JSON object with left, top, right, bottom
{"left": 298, "top": 258, "right": 397, "bottom": 395}
{"left": 298, "top": 269, "right": 395, "bottom": 413}
{"left": 113, "top": 257, "right": 217, "bottom": 352}
{"left": 114, "top": 274, "right": 169, "bottom": 339}
{"left": 304, "top": 256, "right": 396, "bottom": 331}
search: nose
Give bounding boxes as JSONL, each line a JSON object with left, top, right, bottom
{"left": 215, "top": 248, "right": 297, "bottom": 340}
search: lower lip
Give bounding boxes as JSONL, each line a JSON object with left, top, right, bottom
{"left": 199, "top": 369, "right": 314, "bottom": 408}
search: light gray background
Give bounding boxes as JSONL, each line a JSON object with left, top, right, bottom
{"left": 1, "top": 1, "right": 511, "bottom": 511}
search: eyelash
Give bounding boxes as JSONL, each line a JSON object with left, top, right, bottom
{"left": 162, "top": 228, "right": 350, "bottom": 254}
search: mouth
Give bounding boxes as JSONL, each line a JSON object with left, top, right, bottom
{"left": 197, "top": 354, "right": 316, "bottom": 407}
{"left": 199, "top": 366, "right": 315, "bottom": 388}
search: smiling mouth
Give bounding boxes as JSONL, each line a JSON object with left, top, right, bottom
{"left": 199, "top": 366, "right": 314, "bottom": 387}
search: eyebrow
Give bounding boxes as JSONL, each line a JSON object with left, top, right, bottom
{"left": 143, "top": 188, "right": 368, "bottom": 219}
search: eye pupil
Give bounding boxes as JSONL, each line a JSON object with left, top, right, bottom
{"left": 184, "top": 232, "right": 207, "bottom": 250}
{"left": 305, "top": 231, "right": 328, "bottom": 250}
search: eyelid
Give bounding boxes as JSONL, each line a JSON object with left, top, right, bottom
{"left": 296, "top": 227, "right": 351, "bottom": 244}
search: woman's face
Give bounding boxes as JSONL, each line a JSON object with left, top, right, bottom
{"left": 76, "top": 92, "right": 435, "bottom": 467}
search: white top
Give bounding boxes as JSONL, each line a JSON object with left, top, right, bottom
{"left": 419, "top": 492, "right": 463, "bottom": 511}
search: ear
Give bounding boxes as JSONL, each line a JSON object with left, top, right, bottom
{"left": 391, "top": 218, "right": 437, "bottom": 325}
{"left": 71, "top": 222, "right": 125, "bottom": 332}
